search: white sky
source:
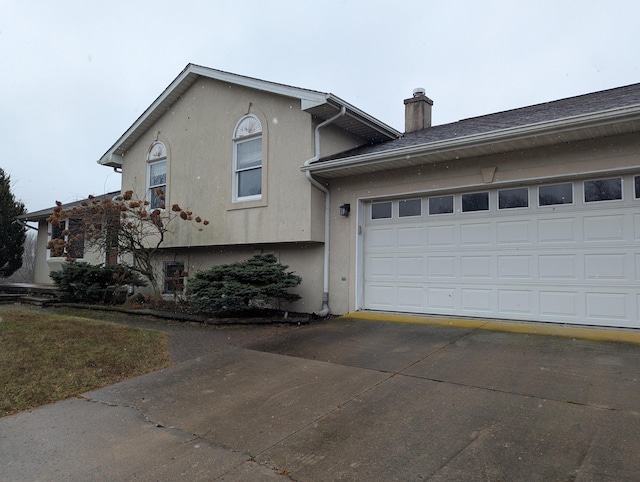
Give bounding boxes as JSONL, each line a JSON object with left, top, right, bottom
{"left": 2, "top": 0, "right": 639, "bottom": 213}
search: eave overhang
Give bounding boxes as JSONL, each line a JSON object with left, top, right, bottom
{"left": 98, "top": 64, "right": 400, "bottom": 168}
{"left": 301, "top": 105, "right": 640, "bottom": 179}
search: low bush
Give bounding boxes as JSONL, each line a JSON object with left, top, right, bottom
{"left": 50, "top": 262, "right": 146, "bottom": 304}
{"left": 187, "top": 253, "right": 302, "bottom": 316}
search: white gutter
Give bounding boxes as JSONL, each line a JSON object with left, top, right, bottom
{"left": 302, "top": 104, "right": 640, "bottom": 176}
{"left": 304, "top": 106, "right": 347, "bottom": 317}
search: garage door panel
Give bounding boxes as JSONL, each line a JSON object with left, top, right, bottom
{"left": 584, "top": 214, "right": 625, "bottom": 241}
{"left": 427, "top": 256, "right": 456, "bottom": 278}
{"left": 365, "top": 227, "right": 394, "bottom": 250}
{"left": 539, "top": 255, "right": 578, "bottom": 280}
{"left": 584, "top": 254, "right": 627, "bottom": 280}
{"left": 427, "top": 287, "right": 456, "bottom": 310}
{"left": 461, "top": 223, "right": 492, "bottom": 245}
{"left": 461, "top": 288, "right": 493, "bottom": 312}
{"left": 427, "top": 224, "right": 456, "bottom": 246}
{"left": 586, "top": 292, "right": 628, "bottom": 321}
{"left": 498, "top": 255, "right": 532, "bottom": 279}
{"left": 538, "top": 218, "right": 576, "bottom": 243}
{"left": 366, "top": 256, "right": 395, "bottom": 279}
{"left": 539, "top": 291, "right": 580, "bottom": 318}
{"left": 461, "top": 256, "right": 492, "bottom": 278}
{"left": 497, "top": 220, "right": 531, "bottom": 244}
{"left": 498, "top": 289, "right": 533, "bottom": 314}
{"left": 397, "top": 286, "right": 424, "bottom": 311}
{"left": 397, "top": 257, "right": 423, "bottom": 279}
{"left": 366, "top": 285, "right": 395, "bottom": 310}
{"left": 397, "top": 226, "right": 422, "bottom": 248}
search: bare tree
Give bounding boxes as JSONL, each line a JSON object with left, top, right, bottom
{"left": 46, "top": 189, "right": 208, "bottom": 295}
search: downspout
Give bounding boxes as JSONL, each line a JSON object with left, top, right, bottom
{"left": 304, "top": 106, "right": 347, "bottom": 317}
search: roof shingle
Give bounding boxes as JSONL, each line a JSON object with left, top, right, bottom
{"left": 318, "top": 83, "right": 640, "bottom": 163}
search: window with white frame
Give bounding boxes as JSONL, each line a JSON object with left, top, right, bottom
{"left": 399, "top": 199, "right": 421, "bottom": 217}
{"left": 371, "top": 201, "right": 392, "bottom": 219}
{"left": 539, "top": 182, "right": 573, "bottom": 206}
{"left": 48, "top": 219, "right": 84, "bottom": 259}
{"left": 429, "top": 195, "right": 454, "bottom": 215}
{"left": 499, "top": 187, "right": 529, "bottom": 209}
{"left": 462, "top": 191, "right": 489, "bottom": 212}
{"left": 147, "top": 141, "right": 167, "bottom": 209}
{"left": 233, "top": 115, "right": 262, "bottom": 201}
{"left": 584, "top": 178, "right": 622, "bottom": 202}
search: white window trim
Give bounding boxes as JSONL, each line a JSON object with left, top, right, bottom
{"left": 497, "top": 187, "right": 530, "bottom": 210}
{"left": 538, "top": 182, "right": 574, "bottom": 207}
{"left": 583, "top": 177, "right": 623, "bottom": 203}
{"left": 46, "top": 220, "right": 84, "bottom": 261}
{"left": 461, "top": 191, "right": 490, "bottom": 213}
{"left": 232, "top": 115, "right": 263, "bottom": 203}
{"left": 147, "top": 141, "right": 168, "bottom": 210}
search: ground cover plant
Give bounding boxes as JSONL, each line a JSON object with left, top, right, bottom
{"left": 0, "top": 308, "right": 171, "bottom": 417}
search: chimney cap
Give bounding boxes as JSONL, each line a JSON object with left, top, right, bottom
{"left": 413, "top": 87, "right": 426, "bottom": 97}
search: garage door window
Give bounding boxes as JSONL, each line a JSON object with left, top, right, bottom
{"left": 371, "top": 201, "right": 392, "bottom": 219}
{"left": 584, "top": 178, "right": 622, "bottom": 202}
{"left": 462, "top": 192, "right": 489, "bottom": 212}
{"left": 635, "top": 176, "right": 640, "bottom": 199}
{"left": 499, "top": 187, "right": 529, "bottom": 209}
{"left": 539, "top": 183, "right": 573, "bottom": 206}
{"left": 429, "top": 195, "right": 453, "bottom": 215}
{"left": 399, "top": 199, "right": 421, "bottom": 217}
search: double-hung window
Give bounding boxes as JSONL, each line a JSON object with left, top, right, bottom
{"left": 147, "top": 141, "right": 167, "bottom": 209}
{"left": 233, "top": 115, "right": 262, "bottom": 201}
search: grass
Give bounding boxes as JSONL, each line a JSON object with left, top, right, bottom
{"left": 0, "top": 308, "right": 172, "bottom": 417}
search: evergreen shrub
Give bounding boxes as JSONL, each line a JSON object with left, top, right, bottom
{"left": 50, "top": 262, "right": 146, "bottom": 304}
{"left": 186, "top": 254, "right": 302, "bottom": 316}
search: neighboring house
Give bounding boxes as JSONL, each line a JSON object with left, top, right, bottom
{"left": 26, "top": 63, "right": 640, "bottom": 328}
{"left": 18, "top": 192, "right": 120, "bottom": 284}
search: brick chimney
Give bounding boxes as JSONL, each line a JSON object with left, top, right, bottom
{"left": 404, "top": 88, "right": 433, "bottom": 133}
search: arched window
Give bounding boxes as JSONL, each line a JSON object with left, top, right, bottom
{"left": 147, "top": 141, "right": 167, "bottom": 209}
{"left": 233, "top": 115, "right": 262, "bottom": 201}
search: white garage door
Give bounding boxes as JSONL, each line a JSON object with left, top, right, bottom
{"left": 363, "top": 175, "right": 640, "bottom": 328}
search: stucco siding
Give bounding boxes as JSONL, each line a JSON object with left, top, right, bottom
{"left": 326, "top": 132, "right": 640, "bottom": 315}
{"left": 150, "top": 243, "right": 324, "bottom": 314}
{"left": 119, "top": 77, "right": 364, "bottom": 249}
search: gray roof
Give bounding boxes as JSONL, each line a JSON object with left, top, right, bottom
{"left": 309, "top": 82, "right": 640, "bottom": 176}
{"left": 18, "top": 191, "right": 121, "bottom": 222}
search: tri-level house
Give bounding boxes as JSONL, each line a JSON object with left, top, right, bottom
{"left": 23, "top": 64, "right": 640, "bottom": 328}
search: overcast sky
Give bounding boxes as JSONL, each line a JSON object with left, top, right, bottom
{"left": 2, "top": 0, "right": 639, "bottom": 213}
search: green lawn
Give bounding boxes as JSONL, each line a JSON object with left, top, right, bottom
{"left": 0, "top": 308, "right": 172, "bottom": 417}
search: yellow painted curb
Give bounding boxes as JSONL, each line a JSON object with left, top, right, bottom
{"left": 340, "top": 312, "right": 640, "bottom": 345}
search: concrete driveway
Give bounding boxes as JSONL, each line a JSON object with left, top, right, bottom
{"left": 2, "top": 313, "right": 640, "bottom": 481}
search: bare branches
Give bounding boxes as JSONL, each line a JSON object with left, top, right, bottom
{"left": 46, "top": 189, "right": 208, "bottom": 294}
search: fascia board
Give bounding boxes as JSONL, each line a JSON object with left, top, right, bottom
{"left": 188, "top": 64, "right": 330, "bottom": 105}
{"left": 302, "top": 105, "right": 640, "bottom": 174}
